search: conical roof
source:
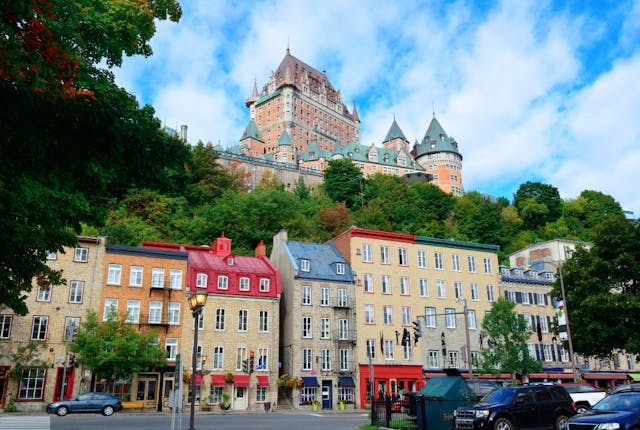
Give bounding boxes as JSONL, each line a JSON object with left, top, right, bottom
{"left": 277, "top": 130, "right": 292, "bottom": 146}
{"left": 239, "top": 119, "right": 264, "bottom": 143}
{"left": 382, "top": 118, "right": 408, "bottom": 144}
{"left": 413, "top": 116, "right": 461, "bottom": 159}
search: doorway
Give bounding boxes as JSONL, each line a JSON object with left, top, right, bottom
{"left": 53, "top": 367, "right": 74, "bottom": 401}
{"left": 135, "top": 373, "right": 159, "bottom": 409}
{"left": 321, "top": 380, "right": 332, "bottom": 409}
{"left": 233, "top": 386, "right": 247, "bottom": 410}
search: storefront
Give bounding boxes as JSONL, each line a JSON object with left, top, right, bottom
{"left": 358, "top": 364, "right": 423, "bottom": 408}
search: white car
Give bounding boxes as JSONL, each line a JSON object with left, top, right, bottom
{"left": 560, "top": 383, "right": 607, "bottom": 413}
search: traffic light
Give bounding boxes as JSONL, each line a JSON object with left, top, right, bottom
{"left": 68, "top": 354, "right": 77, "bottom": 368}
{"left": 242, "top": 359, "right": 248, "bottom": 373}
{"left": 401, "top": 328, "right": 410, "bottom": 346}
{"left": 412, "top": 319, "right": 422, "bottom": 345}
{"left": 249, "top": 351, "right": 255, "bottom": 373}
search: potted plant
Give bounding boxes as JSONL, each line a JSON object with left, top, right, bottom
{"left": 311, "top": 399, "right": 319, "bottom": 411}
{"left": 201, "top": 400, "right": 211, "bottom": 411}
{"left": 224, "top": 372, "right": 234, "bottom": 384}
{"left": 218, "top": 392, "right": 231, "bottom": 411}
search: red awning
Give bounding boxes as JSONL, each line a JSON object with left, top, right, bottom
{"left": 585, "top": 373, "right": 628, "bottom": 380}
{"left": 190, "top": 374, "right": 202, "bottom": 385}
{"left": 234, "top": 374, "right": 249, "bottom": 387}
{"left": 211, "top": 374, "right": 226, "bottom": 387}
{"left": 257, "top": 375, "right": 270, "bottom": 387}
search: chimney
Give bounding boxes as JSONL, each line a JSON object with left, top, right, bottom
{"left": 180, "top": 124, "right": 188, "bottom": 142}
{"left": 255, "top": 240, "right": 266, "bottom": 257}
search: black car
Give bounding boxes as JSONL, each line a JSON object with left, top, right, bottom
{"left": 454, "top": 384, "right": 576, "bottom": 430}
{"left": 610, "top": 383, "right": 640, "bottom": 395}
{"left": 568, "top": 392, "right": 640, "bottom": 430}
{"left": 46, "top": 392, "right": 123, "bottom": 416}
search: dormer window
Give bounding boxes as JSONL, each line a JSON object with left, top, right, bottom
{"left": 500, "top": 267, "right": 509, "bottom": 275}
{"left": 336, "top": 263, "right": 345, "bottom": 275}
{"left": 228, "top": 258, "right": 234, "bottom": 266}
{"left": 300, "top": 259, "right": 310, "bottom": 272}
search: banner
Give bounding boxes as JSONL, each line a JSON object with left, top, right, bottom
{"left": 556, "top": 300, "right": 568, "bottom": 341}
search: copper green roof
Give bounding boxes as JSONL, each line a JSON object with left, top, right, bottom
{"left": 382, "top": 118, "right": 408, "bottom": 144}
{"left": 413, "top": 116, "right": 462, "bottom": 159}
{"left": 278, "top": 130, "right": 292, "bottom": 146}
{"left": 298, "top": 139, "right": 332, "bottom": 161}
{"left": 240, "top": 119, "right": 264, "bottom": 143}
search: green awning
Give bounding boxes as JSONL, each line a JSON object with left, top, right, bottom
{"left": 627, "top": 373, "right": 640, "bottom": 381}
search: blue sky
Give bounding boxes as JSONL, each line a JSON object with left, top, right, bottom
{"left": 114, "top": 0, "right": 640, "bottom": 217}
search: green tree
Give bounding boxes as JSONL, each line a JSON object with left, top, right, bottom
{"left": 514, "top": 181, "right": 563, "bottom": 230}
{"left": 71, "top": 310, "right": 167, "bottom": 381}
{"left": 324, "top": 159, "right": 364, "bottom": 209}
{"left": 480, "top": 298, "right": 542, "bottom": 380}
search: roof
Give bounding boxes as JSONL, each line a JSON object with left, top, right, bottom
{"left": 284, "top": 240, "right": 355, "bottom": 282}
{"left": 338, "top": 142, "right": 424, "bottom": 171}
{"left": 413, "top": 116, "right": 462, "bottom": 159}
{"left": 382, "top": 118, "right": 409, "bottom": 144}
{"left": 240, "top": 119, "right": 264, "bottom": 143}
{"left": 277, "top": 130, "right": 292, "bottom": 146}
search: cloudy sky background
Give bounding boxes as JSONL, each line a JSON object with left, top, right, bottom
{"left": 114, "top": 0, "right": 640, "bottom": 217}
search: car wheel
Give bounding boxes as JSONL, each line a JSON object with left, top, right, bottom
{"left": 494, "top": 417, "right": 514, "bottom": 430}
{"left": 576, "top": 403, "right": 590, "bottom": 414}
{"left": 56, "top": 406, "right": 69, "bottom": 416}
{"left": 556, "top": 414, "right": 569, "bottom": 430}
{"left": 102, "top": 405, "right": 115, "bottom": 416}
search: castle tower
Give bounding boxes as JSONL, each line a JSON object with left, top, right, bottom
{"left": 381, "top": 117, "right": 410, "bottom": 153}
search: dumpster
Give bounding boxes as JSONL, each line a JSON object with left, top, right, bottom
{"left": 416, "top": 370, "right": 475, "bottom": 430}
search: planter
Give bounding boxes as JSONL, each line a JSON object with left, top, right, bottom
{"left": 339, "top": 401, "right": 345, "bottom": 410}
{"left": 311, "top": 402, "right": 319, "bottom": 411}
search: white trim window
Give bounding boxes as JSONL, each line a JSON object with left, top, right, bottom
{"left": 337, "top": 289, "right": 348, "bottom": 307}
{"left": 383, "top": 306, "right": 392, "bottom": 325}
{"left": 18, "top": 369, "right": 45, "bottom": 400}
{"left": 168, "top": 302, "right": 180, "bottom": 325}
{"left": 238, "top": 309, "right": 248, "bottom": 332}
{"left": 130, "top": 266, "right": 143, "bottom": 287}
{"left": 417, "top": 250, "right": 427, "bottom": 268}
{"left": 169, "top": 269, "right": 182, "bottom": 289}
{"left": 364, "top": 304, "right": 374, "bottom": 324}
{"left": 36, "top": 286, "right": 51, "bottom": 302}
{"left": 467, "top": 256, "right": 477, "bottom": 273}
{"left": 470, "top": 283, "right": 479, "bottom": 301}
{"left": 213, "top": 345, "right": 224, "bottom": 369}
{"left": 401, "top": 307, "right": 411, "bottom": 326}
{"left": 0, "top": 315, "right": 12, "bottom": 339}
{"left": 166, "top": 338, "right": 178, "bottom": 361}
{"left": 196, "top": 273, "right": 207, "bottom": 288}
{"left": 437, "top": 280, "right": 446, "bottom": 298}
{"left": 381, "top": 275, "right": 391, "bottom": 294}
{"left": 149, "top": 301, "right": 162, "bottom": 324}
{"left": 257, "top": 348, "right": 268, "bottom": 371}
{"left": 302, "top": 348, "right": 312, "bottom": 371}
{"left": 486, "top": 285, "right": 495, "bottom": 302}
{"left": 445, "top": 308, "right": 456, "bottom": 328}
{"left": 239, "top": 277, "right": 250, "bottom": 291}
{"left": 151, "top": 268, "right": 164, "bottom": 289}
{"left": 302, "top": 316, "right": 312, "bottom": 338}
{"left": 302, "top": 285, "right": 312, "bottom": 305}
{"left": 384, "top": 339, "right": 394, "bottom": 360}
{"left": 259, "top": 279, "right": 270, "bottom": 292}
{"left": 103, "top": 298, "right": 118, "bottom": 320}
{"left": 434, "top": 252, "right": 444, "bottom": 270}
{"left": 31, "top": 316, "right": 48, "bottom": 340}
{"left": 236, "top": 347, "right": 246, "bottom": 371}
{"left": 320, "top": 318, "right": 331, "bottom": 339}
{"left": 339, "top": 349, "right": 350, "bottom": 371}
{"left": 454, "top": 282, "right": 463, "bottom": 299}
{"left": 336, "top": 263, "right": 345, "bottom": 275}
{"left": 380, "top": 246, "right": 389, "bottom": 264}
{"left": 259, "top": 310, "right": 269, "bottom": 332}
{"left": 483, "top": 257, "right": 493, "bottom": 274}
{"left": 338, "top": 319, "right": 349, "bottom": 340}
{"left": 403, "top": 342, "right": 413, "bottom": 360}
{"left": 300, "top": 259, "right": 310, "bottom": 272}
{"left": 452, "top": 254, "right": 461, "bottom": 272}
{"left": 215, "top": 308, "right": 225, "bottom": 330}
{"left": 217, "top": 275, "right": 228, "bottom": 290}
{"left": 107, "top": 264, "right": 122, "bottom": 285}
{"left": 126, "top": 300, "right": 141, "bottom": 323}
{"left": 63, "top": 316, "right": 80, "bottom": 341}
{"left": 320, "top": 287, "right": 330, "bottom": 306}
{"left": 428, "top": 350, "right": 439, "bottom": 368}
{"left": 425, "top": 307, "right": 436, "bottom": 327}
{"left": 398, "top": 248, "right": 407, "bottom": 266}
{"left": 74, "top": 247, "right": 88, "bottom": 262}
{"left": 400, "top": 277, "right": 409, "bottom": 295}
{"left": 467, "top": 310, "right": 477, "bottom": 329}
{"left": 321, "top": 349, "right": 332, "bottom": 371}
{"left": 362, "top": 243, "right": 372, "bottom": 262}
{"left": 366, "top": 339, "right": 376, "bottom": 359}
{"left": 363, "top": 274, "right": 373, "bottom": 293}
{"left": 419, "top": 278, "right": 429, "bottom": 297}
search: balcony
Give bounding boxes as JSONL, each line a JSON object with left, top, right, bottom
{"left": 334, "top": 330, "right": 357, "bottom": 343}
{"left": 331, "top": 296, "right": 353, "bottom": 309}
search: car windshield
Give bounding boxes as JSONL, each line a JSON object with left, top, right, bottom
{"left": 593, "top": 394, "right": 640, "bottom": 411}
{"left": 482, "top": 387, "right": 517, "bottom": 403}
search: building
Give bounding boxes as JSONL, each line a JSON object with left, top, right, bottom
{"left": 99, "top": 244, "right": 189, "bottom": 410}
{"left": 270, "top": 230, "right": 358, "bottom": 410}
{"left": 0, "top": 236, "right": 106, "bottom": 412}
{"left": 144, "top": 235, "right": 281, "bottom": 411}
{"left": 330, "top": 227, "right": 500, "bottom": 407}
{"left": 508, "top": 239, "right": 592, "bottom": 269}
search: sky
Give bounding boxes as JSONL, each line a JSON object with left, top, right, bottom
{"left": 114, "top": 0, "right": 640, "bottom": 217}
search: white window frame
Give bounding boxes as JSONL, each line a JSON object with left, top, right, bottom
{"left": 239, "top": 277, "right": 250, "bottom": 291}
{"left": 381, "top": 275, "right": 391, "bottom": 294}
{"left": 336, "top": 263, "right": 345, "bottom": 275}
{"left": 320, "top": 287, "right": 330, "bottom": 306}
{"left": 363, "top": 274, "right": 373, "bottom": 293}
{"left": 398, "top": 248, "right": 407, "bottom": 266}
{"left": 401, "top": 307, "right": 411, "bottom": 326}
{"left": 259, "top": 278, "right": 270, "bottom": 292}
{"left": 320, "top": 318, "right": 331, "bottom": 339}
{"left": 74, "top": 247, "right": 88, "bottom": 262}
{"left": 302, "top": 316, "right": 312, "bottom": 338}
{"left": 419, "top": 278, "right": 429, "bottom": 297}
{"left": 380, "top": 246, "right": 389, "bottom": 264}
{"left": 467, "top": 255, "right": 476, "bottom": 273}
{"left": 470, "top": 283, "right": 479, "bottom": 301}
{"left": 130, "top": 266, "right": 143, "bottom": 287}
{"left": 215, "top": 308, "right": 225, "bottom": 330}
{"left": 425, "top": 307, "right": 436, "bottom": 327}
{"left": 149, "top": 301, "right": 162, "bottom": 324}
{"left": 428, "top": 350, "right": 439, "bottom": 368}
{"left": 366, "top": 339, "right": 376, "bottom": 359}
{"left": 166, "top": 338, "right": 178, "bottom": 361}
{"left": 196, "top": 273, "right": 207, "bottom": 288}
{"left": 217, "top": 275, "right": 228, "bottom": 290}
{"left": 300, "top": 259, "right": 310, "bottom": 272}
{"left": 483, "top": 257, "right": 493, "bottom": 274}
{"left": 383, "top": 306, "right": 392, "bottom": 325}
{"left": 417, "top": 250, "right": 427, "bottom": 268}
{"left": 103, "top": 298, "right": 118, "bottom": 320}
{"left": 302, "top": 348, "right": 312, "bottom": 371}
{"left": 212, "top": 345, "right": 224, "bottom": 370}
{"left": 238, "top": 309, "right": 248, "bottom": 332}
{"left": 169, "top": 269, "right": 182, "bottom": 289}
{"left": 321, "top": 348, "right": 332, "bottom": 371}
{"left": 168, "top": 302, "right": 180, "bottom": 325}
{"left": 400, "top": 277, "right": 409, "bottom": 295}
{"left": 36, "top": 286, "right": 51, "bottom": 302}
{"left": 437, "top": 280, "right": 446, "bottom": 298}
{"left": 31, "top": 316, "right": 48, "bottom": 340}
{"left": 126, "top": 300, "right": 140, "bottom": 323}
{"left": 107, "top": 264, "right": 122, "bottom": 285}
{"left": 486, "top": 284, "right": 495, "bottom": 302}
{"left": 445, "top": 308, "right": 456, "bottom": 328}
{"left": 302, "top": 285, "right": 312, "bottom": 305}
{"left": 338, "top": 319, "right": 349, "bottom": 340}
{"left": 259, "top": 310, "right": 269, "bottom": 332}
{"left": 362, "top": 243, "right": 372, "bottom": 262}
{"left": 364, "top": 304, "right": 374, "bottom": 324}
{"left": 434, "top": 252, "right": 444, "bottom": 270}
{"left": 452, "top": 254, "right": 461, "bottom": 272}
{"left": 384, "top": 339, "right": 394, "bottom": 360}
{"left": 0, "top": 315, "right": 12, "bottom": 339}
{"left": 339, "top": 349, "right": 350, "bottom": 371}
{"left": 467, "top": 310, "right": 477, "bottom": 329}
{"left": 151, "top": 268, "right": 164, "bottom": 289}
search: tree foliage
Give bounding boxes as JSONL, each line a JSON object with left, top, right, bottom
{"left": 71, "top": 310, "right": 167, "bottom": 381}
{"left": 324, "top": 159, "right": 364, "bottom": 209}
{"left": 480, "top": 298, "right": 542, "bottom": 379}
{"left": 514, "top": 181, "right": 563, "bottom": 230}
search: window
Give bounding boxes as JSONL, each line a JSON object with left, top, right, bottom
{"left": 362, "top": 244, "right": 372, "bottom": 262}
{"left": 74, "top": 247, "right": 88, "bottom": 262}
{"left": 259, "top": 279, "right": 270, "bottom": 292}
{"left": 213, "top": 346, "right": 224, "bottom": 370}
{"left": 483, "top": 257, "right": 493, "bottom": 274}
{"left": 257, "top": 348, "right": 268, "bottom": 371}
{"left": 398, "top": 248, "right": 407, "bottom": 266}
{"left": 302, "top": 316, "right": 312, "bottom": 338}
{"left": 320, "top": 318, "right": 331, "bottom": 339}
{"left": 445, "top": 308, "right": 456, "bottom": 328}
{"left": 366, "top": 339, "right": 376, "bottom": 359}
{"left": 380, "top": 246, "right": 389, "bottom": 264}
{"left": 336, "top": 263, "right": 345, "bottom": 275}
{"left": 454, "top": 282, "right": 463, "bottom": 299}
{"left": 259, "top": 310, "right": 269, "bottom": 332}
{"left": 364, "top": 305, "right": 374, "bottom": 324}
{"left": 428, "top": 350, "right": 440, "bottom": 368}
{"left": 302, "top": 348, "right": 312, "bottom": 371}
{"left": 63, "top": 316, "right": 80, "bottom": 341}
{"left": 151, "top": 268, "right": 164, "bottom": 288}
{"left": 107, "top": 264, "right": 122, "bottom": 285}
{"left": 0, "top": 315, "right": 12, "bottom": 339}
{"left": 404, "top": 341, "right": 413, "bottom": 360}
{"left": 467, "top": 310, "right": 477, "bottom": 329}
{"left": 196, "top": 273, "right": 207, "bottom": 288}
{"left": 467, "top": 256, "right": 477, "bottom": 272}
{"left": 337, "top": 289, "right": 348, "bottom": 307}
{"left": 522, "top": 292, "right": 531, "bottom": 305}
{"left": 339, "top": 349, "right": 350, "bottom": 371}
{"left": 448, "top": 351, "right": 460, "bottom": 368}
{"left": 166, "top": 338, "right": 178, "bottom": 361}
{"left": 400, "top": 277, "right": 409, "bottom": 295}
{"left": 18, "top": 368, "right": 45, "bottom": 400}
{"left": 425, "top": 307, "right": 436, "bottom": 327}
{"left": 417, "top": 250, "right": 427, "bottom": 268}
{"left": 419, "top": 279, "right": 429, "bottom": 297}
{"left": 66, "top": 280, "right": 84, "bottom": 304}
{"left": 238, "top": 309, "right": 248, "bottom": 331}
{"left": 300, "top": 259, "right": 310, "bottom": 272}
{"left": 539, "top": 316, "right": 549, "bottom": 333}
{"left": 215, "top": 308, "right": 225, "bottom": 330}
{"left": 215, "top": 275, "right": 228, "bottom": 290}
{"left": 470, "top": 283, "right": 479, "bottom": 301}
{"left": 381, "top": 275, "right": 391, "bottom": 294}
{"left": 126, "top": 300, "right": 140, "bottom": 323}
{"left": 168, "top": 302, "right": 180, "bottom": 325}
{"left": 31, "top": 316, "right": 48, "bottom": 340}
{"left": 236, "top": 347, "right": 246, "bottom": 371}
{"left": 169, "top": 269, "right": 182, "bottom": 289}
{"left": 486, "top": 285, "right": 495, "bottom": 302}
{"left": 437, "top": 280, "right": 446, "bottom": 298}
{"left": 256, "top": 386, "right": 267, "bottom": 402}
{"left": 149, "top": 301, "right": 162, "bottom": 324}
{"left": 47, "top": 251, "right": 57, "bottom": 260}
{"left": 36, "top": 286, "right": 51, "bottom": 302}
{"left": 434, "top": 252, "right": 444, "bottom": 270}
{"left": 384, "top": 339, "right": 394, "bottom": 360}
{"left": 320, "top": 288, "right": 330, "bottom": 306}
{"left": 338, "top": 319, "right": 349, "bottom": 340}
{"left": 321, "top": 349, "right": 332, "bottom": 371}
{"left": 130, "top": 266, "right": 143, "bottom": 286}
{"left": 363, "top": 274, "right": 373, "bottom": 293}
{"left": 383, "top": 306, "right": 393, "bottom": 325}
{"left": 471, "top": 351, "right": 481, "bottom": 367}
{"left": 302, "top": 285, "right": 312, "bottom": 305}
{"left": 544, "top": 345, "right": 553, "bottom": 362}
{"left": 452, "top": 254, "right": 461, "bottom": 271}
{"left": 239, "top": 277, "right": 250, "bottom": 291}
{"left": 402, "top": 307, "right": 411, "bottom": 326}
{"left": 103, "top": 298, "right": 118, "bottom": 320}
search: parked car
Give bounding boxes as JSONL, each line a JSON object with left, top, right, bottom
{"left": 454, "top": 384, "right": 576, "bottom": 430}
{"left": 560, "top": 383, "right": 608, "bottom": 413}
{"left": 567, "top": 392, "right": 640, "bottom": 430}
{"left": 46, "top": 392, "right": 122, "bottom": 416}
{"left": 467, "top": 380, "right": 501, "bottom": 401}
{"left": 610, "top": 383, "right": 640, "bottom": 395}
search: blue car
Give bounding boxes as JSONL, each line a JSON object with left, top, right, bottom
{"left": 567, "top": 392, "right": 640, "bottom": 430}
{"left": 46, "top": 392, "right": 123, "bottom": 416}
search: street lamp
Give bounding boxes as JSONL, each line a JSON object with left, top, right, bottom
{"left": 188, "top": 288, "right": 207, "bottom": 430}
{"left": 556, "top": 263, "right": 579, "bottom": 383}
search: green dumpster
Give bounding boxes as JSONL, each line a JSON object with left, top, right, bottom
{"left": 415, "top": 373, "right": 475, "bottom": 430}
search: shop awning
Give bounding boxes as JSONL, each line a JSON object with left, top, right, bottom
{"left": 338, "top": 376, "right": 356, "bottom": 387}
{"left": 211, "top": 374, "right": 226, "bottom": 387}
{"left": 234, "top": 374, "right": 249, "bottom": 387}
{"left": 301, "top": 376, "right": 319, "bottom": 387}
{"left": 628, "top": 373, "right": 640, "bottom": 381}
{"left": 257, "top": 375, "right": 270, "bottom": 387}
{"left": 190, "top": 374, "right": 202, "bottom": 385}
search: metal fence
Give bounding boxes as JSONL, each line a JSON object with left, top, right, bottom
{"left": 371, "top": 397, "right": 418, "bottom": 430}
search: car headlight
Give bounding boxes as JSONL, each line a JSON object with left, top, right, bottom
{"left": 596, "top": 424, "right": 620, "bottom": 430}
{"left": 476, "top": 410, "right": 490, "bottom": 418}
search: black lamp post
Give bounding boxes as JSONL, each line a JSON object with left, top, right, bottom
{"left": 188, "top": 288, "right": 207, "bottom": 430}
{"left": 441, "top": 332, "right": 447, "bottom": 367}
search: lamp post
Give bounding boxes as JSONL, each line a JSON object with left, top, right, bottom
{"left": 556, "top": 263, "right": 579, "bottom": 382}
{"left": 188, "top": 288, "right": 207, "bottom": 430}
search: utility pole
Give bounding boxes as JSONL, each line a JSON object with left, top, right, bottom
{"left": 462, "top": 299, "right": 474, "bottom": 380}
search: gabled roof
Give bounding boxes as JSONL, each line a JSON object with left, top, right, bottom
{"left": 382, "top": 118, "right": 408, "bottom": 144}
{"left": 240, "top": 119, "right": 264, "bottom": 143}
{"left": 284, "top": 240, "right": 355, "bottom": 283}
{"left": 338, "top": 142, "right": 425, "bottom": 171}
{"left": 298, "top": 139, "right": 331, "bottom": 161}
{"left": 413, "top": 116, "right": 461, "bottom": 158}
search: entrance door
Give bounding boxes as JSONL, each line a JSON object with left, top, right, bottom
{"left": 233, "top": 386, "right": 247, "bottom": 410}
{"left": 136, "top": 374, "right": 159, "bottom": 409}
{"left": 53, "top": 367, "right": 74, "bottom": 401}
{"left": 321, "top": 380, "right": 332, "bottom": 409}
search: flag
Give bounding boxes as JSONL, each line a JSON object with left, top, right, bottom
{"left": 380, "top": 330, "right": 385, "bottom": 355}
